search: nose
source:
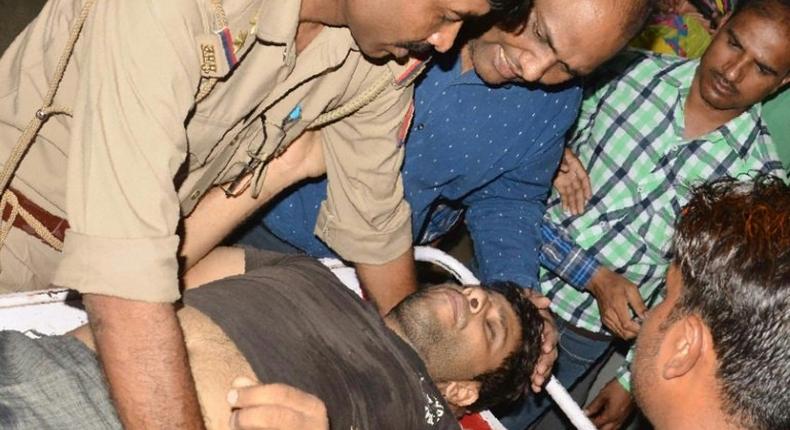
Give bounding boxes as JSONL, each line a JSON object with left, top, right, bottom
{"left": 723, "top": 56, "right": 749, "bottom": 84}
{"left": 463, "top": 287, "right": 489, "bottom": 315}
{"left": 518, "top": 48, "right": 556, "bottom": 82}
{"left": 427, "top": 21, "right": 463, "bottom": 53}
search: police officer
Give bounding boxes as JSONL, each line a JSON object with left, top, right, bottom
{"left": 0, "top": 0, "right": 527, "bottom": 426}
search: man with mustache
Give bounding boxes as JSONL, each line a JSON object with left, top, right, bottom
{"left": 534, "top": 0, "right": 788, "bottom": 427}
{"left": 631, "top": 175, "right": 790, "bottom": 430}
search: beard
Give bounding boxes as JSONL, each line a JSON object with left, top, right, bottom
{"left": 389, "top": 287, "right": 466, "bottom": 381}
{"left": 632, "top": 324, "right": 665, "bottom": 420}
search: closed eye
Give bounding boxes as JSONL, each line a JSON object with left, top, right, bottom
{"left": 756, "top": 63, "right": 778, "bottom": 77}
{"left": 533, "top": 20, "right": 547, "bottom": 44}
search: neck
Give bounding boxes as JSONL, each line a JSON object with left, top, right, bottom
{"left": 460, "top": 43, "right": 474, "bottom": 74}
{"left": 683, "top": 69, "right": 747, "bottom": 140}
{"left": 298, "top": 0, "right": 345, "bottom": 26}
{"left": 383, "top": 313, "right": 412, "bottom": 346}
{"left": 655, "top": 375, "right": 741, "bottom": 430}
{"left": 657, "top": 406, "right": 741, "bottom": 430}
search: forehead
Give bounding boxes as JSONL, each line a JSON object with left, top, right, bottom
{"left": 724, "top": 9, "right": 790, "bottom": 68}
{"left": 533, "top": 0, "right": 629, "bottom": 71}
{"left": 431, "top": 0, "right": 492, "bottom": 15}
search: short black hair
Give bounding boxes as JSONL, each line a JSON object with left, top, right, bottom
{"left": 733, "top": 0, "right": 790, "bottom": 17}
{"left": 671, "top": 175, "right": 790, "bottom": 430}
{"left": 488, "top": 0, "right": 653, "bottom": 44}
{"left": 467, "top": 281, "right": 543, "bottom": 412}
{"left": 623, "top": 0, "right": 656, "bottom": 41}
{"left": 487, "top": 0, "right": 533, "bottom": 31}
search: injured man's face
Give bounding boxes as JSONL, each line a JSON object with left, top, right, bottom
{"left": 386, "top": 281, "right": 544, "bottom": 411}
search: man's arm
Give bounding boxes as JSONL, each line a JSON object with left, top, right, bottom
{"left": 181, "top": 131, "right": 325, "bottom": 269}
{"left": 356, "top": 247, "right": 418, "bottom": 315}
{"left": 312, "top": 68, "right": 415, "bottom": 271}
{"left": 84, "top": 295, "right": 204, "bottom": 429}
{"left": 586, "top": 266, "right": 647, "bottom": 339}
{"left": 539, "top": 220, "right": 601, "bottom": 290}
{"left": 46, "top": 2, "right": 221, "bottom": 426}
{"left": 539, "top": 221, "right": 646, "bottom": 338}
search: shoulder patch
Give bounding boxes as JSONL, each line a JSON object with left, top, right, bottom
{"left": 393, "top": 58, "right": 428, "bottom": 89}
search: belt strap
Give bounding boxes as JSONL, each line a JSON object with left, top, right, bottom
{"left": 0, "top": 189, "right": 68, "bottom": 251}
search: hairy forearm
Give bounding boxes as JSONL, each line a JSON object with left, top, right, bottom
{"left": 84, "top": 294, "right": 205, "bottom": 429}
{"left": 356, "top": 247, "right": 418, "bottom": 315}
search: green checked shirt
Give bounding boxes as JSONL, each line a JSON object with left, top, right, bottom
{"left": 538, "top": 51, "right": 786, "bottom": 386}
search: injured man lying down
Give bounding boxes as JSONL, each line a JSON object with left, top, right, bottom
{"left": 0, "top": 248, "right": 543, "bottom": 430}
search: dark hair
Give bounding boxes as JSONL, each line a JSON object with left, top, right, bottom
{"left": 487, "top": 0, "right": 533, "bottom": 31}
{"left": 467, "top": 281, "right": 543, "bottom": 412}
{"left": 623, "top": 0, "right": 656, "bottom": 41}
{"left": 670, "top": 175, "right": 790, "bottom": 430}
{"left": 733, "top": 0, "right": 790, "bottom": 18}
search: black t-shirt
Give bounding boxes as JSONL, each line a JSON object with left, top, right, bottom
{"left": 184, "top": 250, "right": 460, "bottom": 430}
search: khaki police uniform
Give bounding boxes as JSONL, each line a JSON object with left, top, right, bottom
{"left": 0, "top": 0, "right": 419, "bottom": 302}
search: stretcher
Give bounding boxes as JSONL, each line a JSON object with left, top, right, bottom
{"left": 0, "top": 247, "right": 596, "bottom": 430}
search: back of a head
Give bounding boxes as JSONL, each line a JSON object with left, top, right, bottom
{"left": 488, "top": 0, "right": 533, "bottom": 30}
{"left": 468, "top": 281, "right": 543, "bottom": 412}
{"left": 620, "top": 0, "right": 656, "bottom": 41}
{"left": 672, "top": 175, "right": 790, "bottom": 430}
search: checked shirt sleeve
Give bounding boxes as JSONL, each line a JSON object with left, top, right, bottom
{"left": 539, "top": 219, "right": 601, "bottom": 291}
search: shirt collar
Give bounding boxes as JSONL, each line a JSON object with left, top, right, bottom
{"left": 254, "top": 0, "right": 300, "bottom": 45}
{"left": 252, "top": 0, "right": 423, "bottom": 88}
{"left": 253, "top": 0, "right": 355, "bottom": 69}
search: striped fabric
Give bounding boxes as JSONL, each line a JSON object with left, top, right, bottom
{"left": 540, "top": 51, "right": 785, "bottom": 335}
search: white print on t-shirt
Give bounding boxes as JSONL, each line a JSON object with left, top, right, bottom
{"left": 421, "top": 377, "right": 446, "bottom": 425}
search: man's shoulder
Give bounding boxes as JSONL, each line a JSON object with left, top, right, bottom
{"left": 593, "top": 50, "right": 693, "bottom": 87}
{"left": 606, "top": 49, "right": 687, "bottom": 73}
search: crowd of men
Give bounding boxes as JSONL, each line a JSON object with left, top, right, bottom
{"left": 0, "top": 0, "right": 787, "bottom": 429}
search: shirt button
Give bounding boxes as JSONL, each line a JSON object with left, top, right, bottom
{"left": 416, "top": 123, "right": 425, "bottom": 131}
{"left": 190, "top": 190, "right": 202, "bottom": 200}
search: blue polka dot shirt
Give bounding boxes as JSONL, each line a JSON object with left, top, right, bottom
{"left": 257, "top": 48, "right": 581, "bottom": 288}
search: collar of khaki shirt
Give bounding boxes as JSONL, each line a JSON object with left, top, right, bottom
{"left": 250, "top": 0, "right": 422, "bottom": 87}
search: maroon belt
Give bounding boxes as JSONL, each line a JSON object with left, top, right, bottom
{"left": 2, "top": 187, "right": 69, "bottom": 248}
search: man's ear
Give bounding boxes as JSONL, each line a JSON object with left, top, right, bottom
{"left": 662, "top": 315, "right": 704, "bottom": 380}
{"left": 437, "top": 380, "right": 481, "bottom": 408}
